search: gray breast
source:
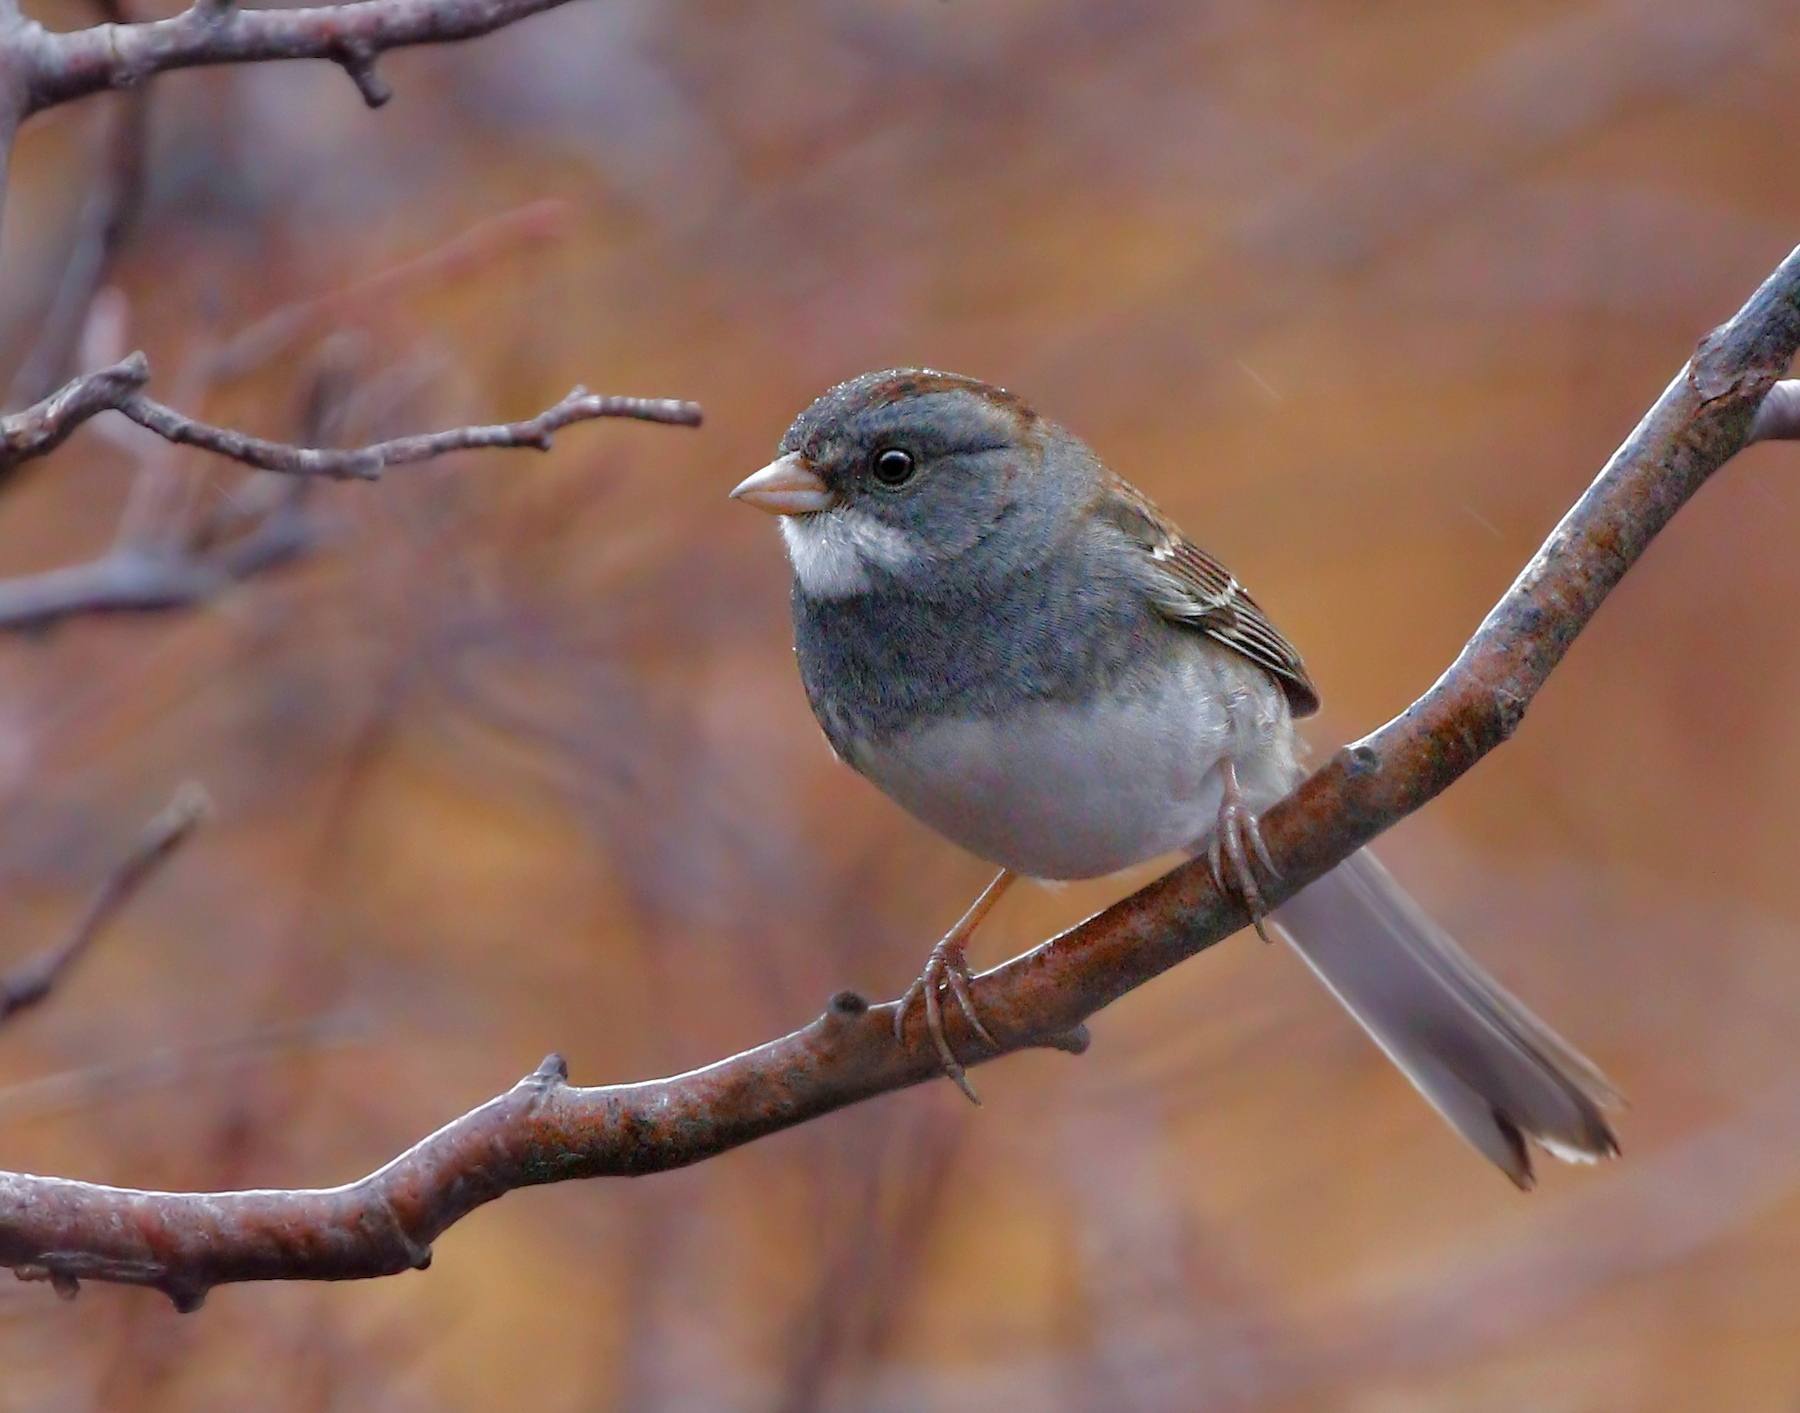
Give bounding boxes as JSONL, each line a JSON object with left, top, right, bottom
{"left": 844, "top": 635, "right": 1298, "bottom": 881}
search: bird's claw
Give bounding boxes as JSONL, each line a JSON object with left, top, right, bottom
{"left": 895, "top": 936, "right": 997, "bottom": 1104}
{"left": 1206, "top": 761, "right": 1280, "bottom": 943}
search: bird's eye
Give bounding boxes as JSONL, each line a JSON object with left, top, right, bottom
{"left": 871, "top": 447, "right": 916, "bottom": 487}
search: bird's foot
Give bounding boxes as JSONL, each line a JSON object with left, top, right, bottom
{"left": 895, "top": 936, "right": 997, "bottom": 1103}
{"left": 893, "top": 869, "right": 1014, "bottom": 1103}
{"left": 1205, "top": 759, "right": 1280, "bottom": 943}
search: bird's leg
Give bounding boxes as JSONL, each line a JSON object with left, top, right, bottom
{"left": 894, "top": 868, "right": 1016, "bottom": 1103}
{"left": 1206, "top": 758, "right": 1280, "bottom": 944}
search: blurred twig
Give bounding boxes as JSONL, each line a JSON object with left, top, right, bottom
{"left": 0, "top": 197, "right": 625, "bottom": 630}
{"left": 775, "top": 1108, "right": 961, "bottom": 1412}
{"left": 0, "top": 239, "right": 1793, "bottom": 1312}
{"left": 0, "top": 0, "right": 692, "bottom": 636}
{"left": 0, "top": 1012, "right": 367, "bottom": 1127}
{"left": 203, "top": 198, "right": 573, "bottom": 385}
{"left": 0, "top": 0, "right": 671, "bottom": 634}
{"left": 1299, "top": 1069, "right": 1800, "bottom": 1390}
{"left": 3, "top": 89, "right": 148, "bottom": 417}
{"left": 0, "top": 354, "right": 698, "bottom": 627}
{"left": 0, "top": 782, "right": 207, "bottom": 1027}
{"left": 0, "top": 333, "right": 313, "bottom": 626}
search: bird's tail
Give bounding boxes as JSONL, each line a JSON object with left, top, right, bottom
{"left": 1270, "top": 849, "right": 1620, "bottom": 1188}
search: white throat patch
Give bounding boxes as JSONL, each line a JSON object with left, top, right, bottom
{"left": 780, "top": 508, "right": 925, "bottom": 597}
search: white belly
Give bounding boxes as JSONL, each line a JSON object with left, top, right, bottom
{"left": 848, "top": 640, "right": 1297, "bottom": 880}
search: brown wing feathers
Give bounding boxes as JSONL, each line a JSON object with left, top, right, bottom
{"left": 1098, "top": 474, "right": 1320, "bottom": 717}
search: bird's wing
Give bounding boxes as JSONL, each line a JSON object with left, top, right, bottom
{"left": 1095, "top": 473, "right": 1320, "bottom": 717}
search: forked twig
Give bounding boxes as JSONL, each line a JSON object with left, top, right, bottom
{"left": 0, "top": 783, "right": 209, "bottom": 1026}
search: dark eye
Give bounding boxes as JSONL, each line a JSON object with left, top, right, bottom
{"left": 870, "top": 447, "right": 915, "bottom": 487}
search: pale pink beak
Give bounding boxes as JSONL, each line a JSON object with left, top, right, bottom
{"left": 729, "top": 453, "right": 838, "bottom": 515}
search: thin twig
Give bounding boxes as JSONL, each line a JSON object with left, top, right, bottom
{"left": 3, "top": 88, "right": 148, "bottom": 414}
{"left": 0, "top": 354, "right": 702, "bottom": 479}
{"left": 0, "top": 1012, "right": 367, "bottom": 1127}
{"left": 201, "top": 198, "right": 571, "bottom": 385}
{"left": 0, "top": 783, "right": 209, "bottom": 1026}
{"left": 118, "top": 382, "right": 704, "bottom": 477}
{"left": 0, "top": 353, "right": 149, "bottom": 467}
{"left": 0, "top": 245, "right": 1796, "bottom": 1311}
{"left": 0, "top": 239, "right": 619, "bottom": 630}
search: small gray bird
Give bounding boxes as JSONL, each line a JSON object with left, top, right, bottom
{"left": 731, "top": 368, "right": 1619, "bottom": 1187}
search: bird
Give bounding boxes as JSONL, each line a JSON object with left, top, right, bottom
{"left": 730, "top": 367, "right": 1619, "bottom": 1188}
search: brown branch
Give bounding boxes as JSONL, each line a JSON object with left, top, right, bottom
{"left": 18, "top": 0, "right": 586, "bottom": 117}
{"left": 0, "top": 245, "right": 1797, "bottom": 1311}
{"left": 0, "top": 354, "right": 702, "bottom": 480}
{"left": 0, "top": 782, "right": 208, "bottom": 1026}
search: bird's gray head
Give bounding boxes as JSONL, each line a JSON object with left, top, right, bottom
{"left": 731, "top": 369, "right": 1084, "bottom": 598}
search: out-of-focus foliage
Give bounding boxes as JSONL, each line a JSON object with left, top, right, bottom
{"left": 1, "top": 0, "right": 1799, "bottom": 1407}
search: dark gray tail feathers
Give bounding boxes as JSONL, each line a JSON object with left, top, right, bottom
{"left": 1271, "top": 849, "right": 1620, "bottom": 1188}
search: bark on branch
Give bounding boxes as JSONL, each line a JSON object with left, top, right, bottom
{"left": 2, "top": 246, "right": 1798, "bottom": 1311}
{"left": 16, "top": 0, "right": 584, "bottom": 116}
{"left": 0, "top": 353, "right": 703, "bottom": 479}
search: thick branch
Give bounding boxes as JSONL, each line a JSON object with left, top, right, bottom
{"left": 1, "top": 247, "right": 1798, "bottom": 1311}
{"left": 0, "top": 354, "right": 702, "bottom": 478}
{"left": 20, "top": 0, "right": 583, "bottom": 116}
{"left": 0, "top": 783, "right": 207, "bottom": 1025}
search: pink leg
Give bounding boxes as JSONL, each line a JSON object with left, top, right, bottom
{"left": 893, "top": 869, "right": 1015, "bottom": 1103}
{"left": 1205, "top": 759, "right": 1281, "bottom": 943}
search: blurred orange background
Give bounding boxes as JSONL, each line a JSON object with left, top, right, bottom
{"left": 2, "top": 1, "right": 1799, "bottom": 1407}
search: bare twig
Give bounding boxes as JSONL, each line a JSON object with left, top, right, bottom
{"left": 0, "top": 320, "right": 264, "bottom": 630}
{"left": 0, "top": 547, "right": 230, "bottom": 626}
{"left": 0, "top": 246, "right": 1795, "bottom": 1310}
{"left": 202, "top": 198, "right": 571, "bottom": 385}
{"left": 0, "top": 353, "right": 149, "bottom": 467}
{"left": 0, "top": 1012, "right": 366, "bottom": 1127}
{"left": 18, "top": 0, "right": 589, "bottom": 117}
{"left": 4, "top": 88, "right": 148, "bottom": 413}
{"left": 0, "top": 210, "right": 610, "bottom": 631}
{"left": 0, "top": 783, "right": 208, "bottom": 1026}
{"left": 108, "top": 333, "right": 224, "bottom": 554}
{"left": 0, "top": 354, "right": 703, "bottom": 480}
{"left": 120, "top": 381, "right": 703, "bottom": 477}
